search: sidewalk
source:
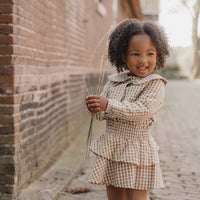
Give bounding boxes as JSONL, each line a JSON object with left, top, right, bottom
{"left": 18, "top": 80, "right": 200, "bottom": 200}
{"left": 17, "top": 111, "right": 106, "bottom": 200}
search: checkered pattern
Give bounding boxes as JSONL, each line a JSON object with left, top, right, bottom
{"left": 90, "top": 132, "right": 160, "bottom": 166}
{"left": 89, "top": 156, "right": 164, "bottom": 190}
{"left": 89, "top": 72, "right": 167, "bottom": 189}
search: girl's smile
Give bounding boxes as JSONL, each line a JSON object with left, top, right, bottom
{"left": 124, "top": 34, "right": 157, "bottom": 78}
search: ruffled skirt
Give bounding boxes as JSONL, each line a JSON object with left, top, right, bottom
{"left": 89, "top": 156, "right": 164, "bottom": 190}
{"left": 88, "top": 132, "right": 164, "bottom": 190}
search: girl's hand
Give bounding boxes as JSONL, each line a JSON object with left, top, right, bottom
{"left": 85, "top": 95, "right": 108, "bottom": 112}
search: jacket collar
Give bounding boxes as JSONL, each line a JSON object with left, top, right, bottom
{"left": 108, "top": 72, "right": 167, "bottom": 85}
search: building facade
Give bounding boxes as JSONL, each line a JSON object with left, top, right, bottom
{"left": 140, "top": 0, "right": 159, "bottom": 21}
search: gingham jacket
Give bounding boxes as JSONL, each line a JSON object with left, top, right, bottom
{"left": 90, "top": 72, "right": 167, "bottom": 166}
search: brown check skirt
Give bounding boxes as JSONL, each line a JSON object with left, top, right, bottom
{"left": 89, "top": 155, "right": 164, "bottom": 190}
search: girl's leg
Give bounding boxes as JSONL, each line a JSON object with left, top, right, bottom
{"left": 125, "top": 189, "right": 149, "bottom": 200}
{"left": 106, "top": 185, "right": 126, "bottom": 200}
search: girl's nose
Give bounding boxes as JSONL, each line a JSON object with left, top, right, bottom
{"left": 137, "top": 57, "right": 147, "bottom": 66}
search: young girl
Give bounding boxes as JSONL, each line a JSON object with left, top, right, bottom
{"left": 85, "top": 18, "right": 169, "bottom": 200}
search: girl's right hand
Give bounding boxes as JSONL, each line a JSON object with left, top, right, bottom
{"left": 85, "top": 95, "right": 108, "bottom": 113}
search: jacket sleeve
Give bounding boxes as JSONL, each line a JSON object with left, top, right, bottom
{"left": 95, "top": 80, "right": 112, "bottom": 121}
{"left": 105, "top": 79, "right": 166, "bottom": 121}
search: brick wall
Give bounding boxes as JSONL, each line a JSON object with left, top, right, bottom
{"left": 0, "top": 0, "right": 15, "bottom": 199}
{"left": 0, "top": 0, "right": 114, "bottom": 198}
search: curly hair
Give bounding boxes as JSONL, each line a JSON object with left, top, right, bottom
{"left": 108, "top": 18, "right": 170, "bottom": 72}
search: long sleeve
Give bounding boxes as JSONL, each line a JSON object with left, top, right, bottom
{"left": 105, "top": 79, "right": 166, "bottom": 121}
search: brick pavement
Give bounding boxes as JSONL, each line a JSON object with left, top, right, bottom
{"left": 18, "top": 80, "right": 200, "bottom": 200}
{"left": 150, "top": 80, "right": 200, "bottom": 200}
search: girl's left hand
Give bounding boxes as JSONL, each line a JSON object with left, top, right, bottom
{"left": 85, "top": 95, "right": 108, "bottom": 112}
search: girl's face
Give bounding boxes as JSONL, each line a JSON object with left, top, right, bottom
{"left": 124, "top": 34, "right": 157, "bottom": 78}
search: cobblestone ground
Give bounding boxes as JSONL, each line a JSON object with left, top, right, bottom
{"left": 150, "top": 80, "right": 200, "bottom": 200}
{"left": 55, "top": 80, "right": 200, "bottom": 200}
{"left": 19, "top": 80, "right": 199, "bottom": 200}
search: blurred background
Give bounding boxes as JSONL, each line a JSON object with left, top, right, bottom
{"left": 159, "top": 0, "right": 200, "bottom": 80}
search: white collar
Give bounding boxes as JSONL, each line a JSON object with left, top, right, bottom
{"left": 108, "top": 72, "right": 167, "bottom": 85}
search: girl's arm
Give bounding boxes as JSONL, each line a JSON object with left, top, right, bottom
{"left": 105, "top": 79, "right": 166, "bottom": 121}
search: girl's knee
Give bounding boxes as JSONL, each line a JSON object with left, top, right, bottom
{"left": 106, "top": 185, "right": 126, "bottom": 200}
{"left": 125, "top": 189, "right": 149, "bottom": 200}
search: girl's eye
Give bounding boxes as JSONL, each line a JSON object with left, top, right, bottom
{"left": 131, "top": 53, "right": 139, "bottom": 56}
{"left": 147, "top": 52, "right": 154, "bottom": 56}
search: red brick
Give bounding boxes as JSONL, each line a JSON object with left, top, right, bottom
{"left": 0, "top": 0, "right": 13, "bottom": 3}
{"left": 0, "top": 14, "right": 12, "bottom": 23}
{"left": 0, "top": 134, "right": 15, "bottom": 144}
{"left": 0, "top": 4, "right": 13, "bottom": 14}
{"left": 0, "top": 56, "right": 12, "bottom": 65}
{"left": 0, "top": 115, "right": 14, "bottom": 125}
{"left": 0, "top": 35, "right": 13, "bottom": 44}
{"left": 0, "top": 76, "right": 15, "bottom": 84}
{"left": 0, "top": 96, "right": 14, "bottom": 104}
{"left": 0, "top": 25, "right": 13, "bottom": 34}
{"left": 0, "top": 46, "right": 13, "bottom": 55}
{"left": 0, "top": 126, "right": 14, "bottom": 135}
{"left": 0, "top": 66, "right": 14, "bottom": 75}
{"left": 0, "top": 106, "right": 14, "bottom": 115}
{"left": 0, "top": 85, "right": 15, "bottom": 94}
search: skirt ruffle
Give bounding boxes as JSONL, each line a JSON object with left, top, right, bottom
{"left": 89, "top": 133, "right": 160, "bottom": 166}
{"left": 89, "top": 156, "right": 164, "bottom": 190}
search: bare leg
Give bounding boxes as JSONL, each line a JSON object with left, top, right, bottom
{"left": 125, "top": 189, "right": 149, "bottom": 200}
{"left": 106, "top": 185, "right": 126, "bottom": 200}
